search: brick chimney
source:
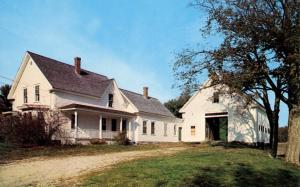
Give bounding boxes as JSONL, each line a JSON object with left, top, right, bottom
{"left": 74, "top": 57, "right": 81, "bottom": 74}
{"left": 143, "top": 87, "right": 149, "bottom": 99}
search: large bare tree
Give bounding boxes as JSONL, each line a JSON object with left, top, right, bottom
{"left": 174, "top": 0, "right": 300, "bottom": 165}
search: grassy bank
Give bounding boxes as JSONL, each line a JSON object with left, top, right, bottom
{"left": 82, "top": 146, "right": 300, "bottom": 187}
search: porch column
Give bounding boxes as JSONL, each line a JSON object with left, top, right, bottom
{"left": 74, "top": 111, "right": 78, "bottom": 139}
{"left": 128, "top": 118, "right": 132, "bottom": 140}
{"left": 99, "top": 115, "right": 102, "bottom": 139}
{"left": 120, "top": 117, "right": 123, "bottom": 132}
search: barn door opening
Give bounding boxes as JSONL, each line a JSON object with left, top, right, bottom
{"left": 205, "top": 117, "right": 228, "bottom": 141}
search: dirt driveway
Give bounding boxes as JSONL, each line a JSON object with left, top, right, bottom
{"left": 0, "top": 147, "right": 186, "bottom": 187}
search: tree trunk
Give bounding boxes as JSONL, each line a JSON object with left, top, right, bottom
{"left": 286, "top": 107, "right": 300, "bottom": 165}
{"left": 271, "top": 95, "right": 280, "bottom": 158}
{"left": 272, "top": 118, "right": 279, "bottom": 158}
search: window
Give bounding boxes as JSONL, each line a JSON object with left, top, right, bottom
{"left": 71, "top": 114, "right": 75, "bottom": 129}
{"left": 151, "top": 122, "right": 155, "bottom": 135}
{"left": 191, "top": 126, "right": 196, "bottom": 136}
{"left": 174, "top": 125, "right": 177, "bottom": 135}
{"left": 268, "top": 128, "right": 270, "bottom": 134}
{"left": 111, "top": 119, "right": 117, "bottom": 131}
{"left": 143, "top": 121, "right": 147, "bottom": 134}
{"left": 35, "top": 85, "right": 40, "bottom": 102}
{"left": 213, "top": 92, "right": 219, "bottom": 103}
{"left": 102, "top": 118, "right": 107, "bottom": 130}
{"left": 23, "top": 88, "right": 28, "bottom": 103}
{"left": 164, "top": 123, "right": 168, "bottom": 136}
{"left": 108, "top": 94, "right": 113, "bottom": 107}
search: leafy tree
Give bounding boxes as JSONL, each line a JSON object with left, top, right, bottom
{"left": 0, "top": 84, "right": 12, "bottom": 112}
{"left": 164, "top": 91, "right": 191, "bottom": 118}
{"left": 174, "top": 0, "right": 300, "bottom": 165}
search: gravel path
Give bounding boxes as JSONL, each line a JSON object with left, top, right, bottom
{"left": 0, "top": 147, "right": 186, "bottom": 187}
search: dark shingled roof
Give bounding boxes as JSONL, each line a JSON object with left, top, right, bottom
{"left": 28, "top": 51, "right": 174, "bottom": 118}
{"left": 28, "top": 51, "right": 112, "bottom": 98}
{"left": 121, "top": 89, "right": 174, "bottom": 117}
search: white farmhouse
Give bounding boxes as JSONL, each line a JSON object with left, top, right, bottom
{"left": 179, "top": 80, "right": 270, "bottom": 144}
{"left": 8, "top": 51, "right": 180, "bottom": 144}
{"left": 7, "top": 51, "right": 270, "bottom": 145}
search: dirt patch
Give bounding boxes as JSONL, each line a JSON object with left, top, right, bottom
{"left": 0, "top": 147, "right": 187, "bottom": 186}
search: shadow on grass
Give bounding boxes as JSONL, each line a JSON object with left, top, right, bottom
{"left": 184, "top": 163, "right": 299, "bottom": 187}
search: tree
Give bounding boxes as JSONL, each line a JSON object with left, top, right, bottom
{"left": 164, "top": 90, "right": 191, "bottom": 118}
{"left": 174, "top": 0, "right": 300, "bottom": 165}
{"left": 0, "top": 84, "right": 12, "bottom": 112}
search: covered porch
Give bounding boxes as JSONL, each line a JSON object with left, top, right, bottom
{"left": 60, "top": 104, "right": 135, "bottom": 141}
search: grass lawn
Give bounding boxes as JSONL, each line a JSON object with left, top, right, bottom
{"left": 81, "top": 146, "right": 300, "bottom": 187}
{"left": 0, "top": 143, "right": 181, "bottom": 164}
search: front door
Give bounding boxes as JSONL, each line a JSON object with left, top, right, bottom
{"left": 178, "top": 127, "right": 182, "bottom": 141}
{"left": 205, "top": 117, "right": 228, "bottom": 141}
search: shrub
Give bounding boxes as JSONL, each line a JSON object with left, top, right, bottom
{"left": 0, "top": 110, "right": 66, "bottom": 146}
{"left": 114, "top": 131, "right": 131, "bottom": 145}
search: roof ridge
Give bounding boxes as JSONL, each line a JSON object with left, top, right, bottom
{"left": 27, "top": 51, "right": 108, "bottom": 78}
{"left": 120, "top": 88, "right": 157, "bottom": 100}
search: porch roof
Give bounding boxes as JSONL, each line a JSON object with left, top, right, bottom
{"left": 59, "top": 103, "right": 135, "bottom": 117}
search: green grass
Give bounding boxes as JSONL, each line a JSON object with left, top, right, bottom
{"left": 0, "top": 143, "right": 166, "bottom": 164}
{"left": 82, "top": 146, "right": 300, "bottom": 187}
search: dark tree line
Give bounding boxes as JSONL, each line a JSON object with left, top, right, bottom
{"left": 0, "top": 84, "right": 12, "bottom": 113}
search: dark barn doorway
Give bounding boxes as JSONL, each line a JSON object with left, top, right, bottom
{"left": 205, "top": 116, "right": 228, "bottom": 141}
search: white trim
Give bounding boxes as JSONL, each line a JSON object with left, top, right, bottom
{"left": 8, "top": 52, "right": 53, "bottom": 99}
{"left": 179, "top": 79, "right": 211, "bottom": 113}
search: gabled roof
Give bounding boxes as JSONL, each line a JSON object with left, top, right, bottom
{"left": 26, "top": 51, "right": 174, "bottom": 118}
{"left": 28, "top": 51, "right": 112, "bottom": 98}
{"left": 121, "top": 89, "right": 174, "bottom": 117}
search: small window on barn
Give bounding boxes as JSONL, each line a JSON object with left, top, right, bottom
{"left": 142, "top": 121, "right": 147, "bottom": 134}
{"left": 151, "top": 122, "right": 155, "bottom": 135}
{"left": 164, "top": 123, "right": 168, "bottom": 136}
{"left": 191, "top": 126, "right": 196, "bottom": 136}
{"left": 23, "top": 88, "right": 28, "bottom": 103}
{"left": 108, "top": 94, "right": 113, "bottom": 107}
{"left": 213, "top": 92, "right": 219, "bottom": 103}
{"left": 102, "top": 118, "right": 107, "bottom": 130}
{"left": 35, "top": 85, "right": 40, "bottom": 102}
{"left": 111, "top": 119, "right": 117, "bottom": 131}
{"left": 71, "top": 114, "right": 75, "bottom": 129}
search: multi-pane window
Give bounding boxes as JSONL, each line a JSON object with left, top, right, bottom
{"left": 71, "top": 114, "right": 75, "bottom": 129}
{"left": 143, "top": 121, "right": 147, "bottom": 134}
{"left": 102, "top": 118, "right": 107, "bottom": 130}
{"left": 151, "top": 122, "right": 155, "bottom": 135}
{"left": 164, "top": 123, "right": 168, "bottom": 136}
{"left": 35, "top": 85, "right": 40, "bottom": 102}
{"left": 111, "top": 119, "right": 117, "bottom": 131}
{"left": 191, "top": 126, "right": 196, "bottom": 136}
{"left": 174, "top": 125, "right": 177, "bottom": 135}
{"left": 108, "top": 94, "right": 113, "bottom": 107}
{"left": 23, "top": 88, "right": 28, "bottom": 103}
{"left": 213, "top": 92, "right": 219, "bottom": 103}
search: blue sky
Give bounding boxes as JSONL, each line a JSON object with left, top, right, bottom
{"left": 0, "top": 0, "right": 288, "bottom": 126}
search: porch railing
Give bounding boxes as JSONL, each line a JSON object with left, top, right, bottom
{"left": 75, "top": 128, "right": 120, "bottom": 139}
{"left": 77, "top": 128, "right": 99, "bottom": 139}
{"left": 102, "top": 130, "right": 119, "bottom": 139}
